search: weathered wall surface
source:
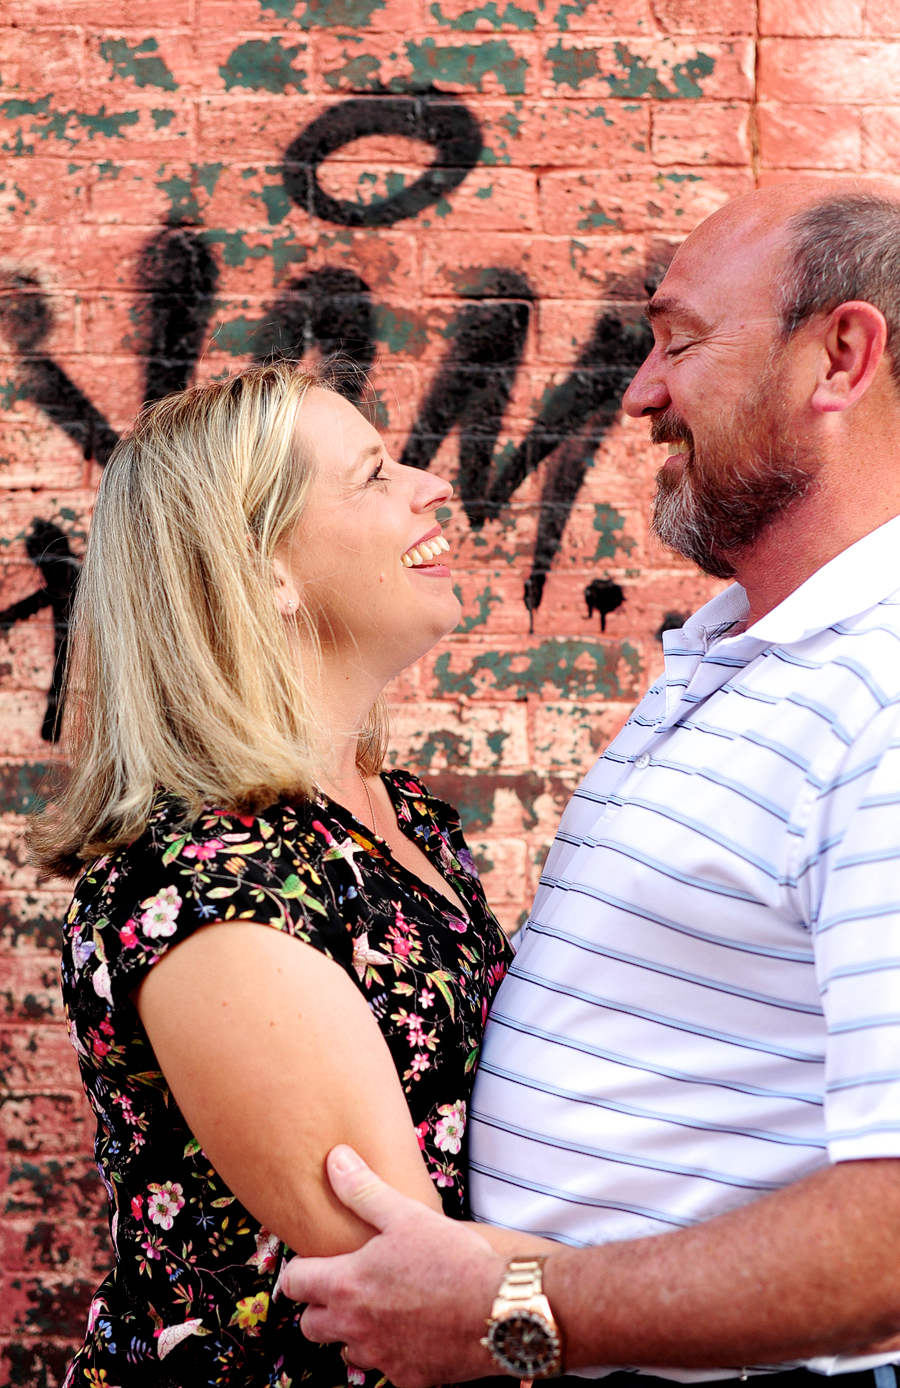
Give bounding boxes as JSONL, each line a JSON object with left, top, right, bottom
{"left": 1, "top": 0, "right": 899, "bottom": 1381}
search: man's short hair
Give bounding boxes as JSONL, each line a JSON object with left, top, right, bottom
{"left": 779, "top": 192, "right": 900, "bottom": 387}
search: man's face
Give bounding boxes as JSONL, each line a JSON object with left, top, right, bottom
{"left": 623, "top": 215, "right": 821, "bottom": 578}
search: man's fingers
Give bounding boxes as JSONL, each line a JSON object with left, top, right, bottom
{"left": 279, "top": 1253, "right": 343, "bottom": 1306}
{"left": 324, "top": 1144, "right": 416, "bottom": 1232}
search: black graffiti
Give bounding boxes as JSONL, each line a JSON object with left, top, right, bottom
{"left": 0, "top": 271, "right": 118, "bottom": 467}
{"left": 0, "top": 94, "right": 663, "bottom": 738}
{"left": 138, "top": 228, "right": 220, "bottom": 403}
{"left": 585, "top": 577, "right": 625, "bottom": 633}
{"left": 401, "top": 268, "right": 532, "bottom": 522}
{"left": 0, "top": 520, "right": 80, "bottom": 741}
{"left": 252, "top": 267, "right": 376, "bottom": 396}
{"left": 0, "top": 230, "right": 218, "bottom": 740}
{"left": 282, "top": 93, "right": 483, "bottom": 228}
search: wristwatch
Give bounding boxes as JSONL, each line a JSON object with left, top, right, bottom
{"left": 481, "top": 1255, "right": 563, "bottom": 1380}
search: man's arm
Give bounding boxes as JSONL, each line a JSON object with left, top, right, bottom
{"left": 283, "top": 1147, "right": 900, "bottom": 1388}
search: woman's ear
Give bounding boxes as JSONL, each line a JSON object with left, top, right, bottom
{"left": 810, "top": 300, "right": 888, "bottom": 414}
{"left": 272, "top": 554, "right": 299, "bottom": 618}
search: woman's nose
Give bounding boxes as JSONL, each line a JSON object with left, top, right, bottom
{"left": 622, "top": 350, "right": 671, "bottom": 418}
{"left": 413, "top": 469, "right": 454, "bottom": 510}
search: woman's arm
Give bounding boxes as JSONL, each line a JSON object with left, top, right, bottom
{"left": 133, "top": 921, "right": 444, "bottom": 1257}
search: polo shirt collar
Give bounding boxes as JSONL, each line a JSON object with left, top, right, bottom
{"left": 678, "top": 512, "right": 900, "bottom": 653}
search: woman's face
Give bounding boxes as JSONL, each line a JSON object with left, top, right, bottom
{"left": 279, "top": 387, "right": 461, "bottom": 678}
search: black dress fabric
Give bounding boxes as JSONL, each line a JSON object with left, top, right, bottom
{"left": 60, "top": 769, "right": 513, "bottom": 1388}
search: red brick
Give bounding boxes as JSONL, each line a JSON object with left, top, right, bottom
{"left": 196, "top": 94, "right": 321, "bottom": 160}
{"left": 0, "top": 948, "right": 64, "bottom": 1026}
{"left": 0, "top": 1092, "right": 95, "bottom": 1158}
{"left": 757, "top": 103, "right": 862, "bottom": 170}
{"left": 759, "top": 0, "right": 864, "bottom": 37}
{"left": 758, "top": 39, "right": 900, "bottom": 104}
{"left": 862, "top": 109, "right": 900, "bottom": 171}
{"left": 0, "top": 28, "right": 84, "bottom": 93}
{"left": 480, "top": 97, "right": 650, "bottom": 167}
{"left": 0, "top": 891, "right": 72, "bottom": 954}
{"left": 538, "top": 166, "right": 752, "bottom": 236}
{"left": 198, "top": 0, "right": 425, "bottom": 32}
{"left": 389, "top": 700, "right": 529, "bottom": 768}
{"left": 540, "top": 38, "right": 755, "bottom": 101}
{"left": 0, "top": 1022, "right": 86, "bottom": 1092}
{"left": 652, "top": 0, "right": 755, "bottom": 36}
{"left": 533, "top": 0, "right": 653, "bottom": 32}
{"left": 317, "top": 31, "right": 541, "bottom": 97}
{"left": 865, "top": 0, "right": 900, "bottom": 37}
{"left": 651, "top": 101, "right": 751, "bottom": 166}
{"left": 2, "top": 0, "right": 190, "bottom": 20}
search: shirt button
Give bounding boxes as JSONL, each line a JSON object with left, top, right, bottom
{"left": 634, "top": 753, "right": 651, "bottom": 769}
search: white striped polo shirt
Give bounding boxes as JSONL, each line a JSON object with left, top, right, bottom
{"left": 469, "top": 514, "right": 900, "bottom": 1379}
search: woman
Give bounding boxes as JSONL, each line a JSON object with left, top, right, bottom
{"left": 32, "top": 363, "right": 545, "bottom": 1388}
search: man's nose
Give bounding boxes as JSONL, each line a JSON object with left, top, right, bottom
{"left": 622, "top": 352, "right": 671, "bottom": 418}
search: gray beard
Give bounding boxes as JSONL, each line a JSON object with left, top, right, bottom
{"left": 649, "top": 408, "right": 819, "bottom": 580}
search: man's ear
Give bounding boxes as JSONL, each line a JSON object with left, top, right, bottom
{"left": 272, "top": 553, "right": 299, "bottom": 618}
{"left": 810, "top": 300, "right": 888, "bottom": 414}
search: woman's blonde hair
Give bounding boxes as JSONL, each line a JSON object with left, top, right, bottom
{"left": 29, "top": 360, "right": 387, "bottom": 879}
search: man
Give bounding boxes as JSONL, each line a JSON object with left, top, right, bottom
{"left": 284, "top": 180, "right": 900, "bottom": 1388}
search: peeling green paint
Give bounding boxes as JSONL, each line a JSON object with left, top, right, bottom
{"left": 429, "top": 0, "right": 536, "bottom": 29}
{"left": 323, "top": 50, "right": 383, "bottom": 90}
{"left": 157, "top": 171, "right": 201, "bottom": 223}
{"left": 212, "top": 315, "right": 268, "bottom": 356}
{"left": 0, "top": 95, "right": 141, "bottom": 150}
{"left": 219, "top": 38, "right": 308, "bottom": 93}
{"left": 374, "top": 306, "right": 429, "bottom": 356}
{"left": 417, "top": 730, "right": 470, "bottom": 768}
{"left": 0, "top": 762, "right": 54, "bottom": 816}
{"left": 150, "top": 107, "right": 176, "bottom": 128}
{"left": 401, "top": 38, "right": 528, "bottom": 95}
{"left": 548, "top": 41, "right": 715, "bottom": 97}
{"left": 196, "top": 162, "right": 224, "bottom": 196}
{"left": 453, "top": 583, "right": 503, "bottom": 632}
{"left": 259, "top": 0, "right": 387, "bottom": 24}
{"left": 576, "top": 198, "right": 620, "bottom": 231}
{"left": 99, "top": 37, "right": 177, "bottom": 91}
{"left": 259, "top": 181, "right": 292, "bottom": 225}
{"left": 475, "top": 183, "right": 493, "bottom": 199}
{"left": 591, "top": 505, "right": 634, "bottom": 561}
{"left": 552, "top": 0, "right": 592, "bottom": 29}
{"left": 433, "top": 638, "right": 640, "bottom": 701}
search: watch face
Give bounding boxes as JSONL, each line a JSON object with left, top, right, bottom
{"left": 488, "top": 1310, "right": 561, "bottom": 1376}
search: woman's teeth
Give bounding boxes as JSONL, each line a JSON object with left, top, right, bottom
{"left": 401, "top": 535, "right": 450, "bottom": 567}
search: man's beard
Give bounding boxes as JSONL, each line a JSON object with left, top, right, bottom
{"left": 649, "top": 371, "right": 820, "bottom": 580}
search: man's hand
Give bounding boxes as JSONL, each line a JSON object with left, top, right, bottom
{"left": 280, "top": 1146, "right": 505, "bottom": 1387}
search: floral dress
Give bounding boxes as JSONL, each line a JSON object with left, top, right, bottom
{"left": 60, "top": 770, "right": 513, "bottom": 1388}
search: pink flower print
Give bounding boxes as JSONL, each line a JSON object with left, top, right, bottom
{"left": 140, "top": 1234, "right": 163, "bottom": 1260}
{"left": 119, "top": 920, "right": 138, "bottom": 949}
{"left": 131, "top": 1194, "right": 144, "bottom": 1220}
{"left": 406, "top": 1014, "right": 426, "bottom": 1047}
{"left": 414, "top": 1121, "right": 428, "bottom": 1151}
{"left": 147, "top": 1180, "right": 185, "bottom": 1230}
{"left": 419, "top": 988, "right": 435, "bottom": 1010}
{"left": 434, "top": 1100, "right": 466, "bottom": 1155}
{"left": 447, "top": 916, "right": 467, "bottom": 934}
{"left": 100, "top": 1017, "right": 115, "bottom": 1037}
{"left": 183, "top": 838, "right": 224, "bottom": 862}
{"left": 139, "top": 886, "right": 181, "bottom": 939}
{"left": 388, "top": 929, "right": 411, "bottom": 959}
{"left": 348, "top": 1367, "right": 366, "bottom": 1386}
{"left": 433, "top": 1171, "right": 455, "bottom": 1188}
{"left": 410, "top": 1053, "right": 430, "bottom": 1076}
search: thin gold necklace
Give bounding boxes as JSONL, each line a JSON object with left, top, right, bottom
{"left": 315, "top": 770, "right": 378, "bottom": 838}
{"left": 357, "top": 769, "right": 378, "bottom": 838}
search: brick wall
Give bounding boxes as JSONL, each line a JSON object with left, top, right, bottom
{"left": 1, "top": 1, "right": 899, "bottom": 1381}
